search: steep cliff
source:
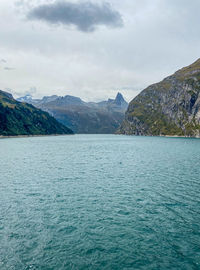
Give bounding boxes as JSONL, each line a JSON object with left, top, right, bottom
{"left": 118, "top": 59, "right": 200, "bottom": 137}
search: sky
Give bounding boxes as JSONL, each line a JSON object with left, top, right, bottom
{"left": 0, "top": 0, "right": 200, "bottom": 102}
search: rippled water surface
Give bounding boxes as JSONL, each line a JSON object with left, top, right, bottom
{"left": 0, "top": 135, "right": 200, "bottom": 270}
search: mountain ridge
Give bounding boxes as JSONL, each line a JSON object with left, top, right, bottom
{"left": 17, "top": 92, "right": 128, "bottom": 134}
{"left": 118, "top": 59, "right": 200, "bottom": 137}
{"left": 0, "top": 90, "right": 73, "bottom": 136}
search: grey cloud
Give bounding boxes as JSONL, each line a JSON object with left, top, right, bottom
{"left": 27, "top": 1, "right": 123, "bottom": 32}
{"left": 0, "top": 59, "right": 6, "bottom": 63}
{"left": 4, "top": 67, "right": 15, "bottom": 71}
{"left": 120, "top": 86, "right": 140, "bottom": 91}
{"left": 111, "top": 86, "right": 141, "bottom": 92}
{"left": 27, "top": 86, "right": 37, "bottom": 95}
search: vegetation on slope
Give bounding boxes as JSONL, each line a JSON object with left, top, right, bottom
{"left": 20, "top": 92, "right": 128, "bottom": 134}
{"left": 0, "top": 90, "right": 73, "bottom": 136}
{"left": 118, "top": 58, "right": 200, "bottom": 137}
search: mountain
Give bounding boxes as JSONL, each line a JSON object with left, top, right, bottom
{"left": 0, "top": 90, "right": 73, "bottom": 136}
{"left": 17, "top": 94, "right": 36, "bottom": 103}
{"left": 17, "top": 94, "right": 59, "bottom": 105}
{"left": 18, "top": 92, "right": 128, "bottom": 134}
{"left": 118, "top": 59, "right": 200, "bottom": 137}
{"left": 97, "top": 92, "right": 128, "bottom": 110}
{"left": 113, "top": 92, "right": 128, "bottom": 109}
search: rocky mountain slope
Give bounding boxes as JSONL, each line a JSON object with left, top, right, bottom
{"left": 118, "top": 58, "right": 200, "bottom": 137}
{"left": 18, "top": 92, "right": 128, "bottom": 134}
{"left": 0, "top": 90, "right": 73, "bottom": 136}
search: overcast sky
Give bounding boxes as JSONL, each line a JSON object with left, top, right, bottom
{"left": 0, "top": 0, "right": 200, "bottom": 102}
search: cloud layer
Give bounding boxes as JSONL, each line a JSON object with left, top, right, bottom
{"left": 1, "top": 0, "right": 200, "bottom": 101}
{"left": 4, "top": 67, "right": 15, "bottom": 71}
{"left": 27, "top": 1, "right": 123, "bottom": 32}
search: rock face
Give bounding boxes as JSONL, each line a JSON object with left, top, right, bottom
{"left": 18, "top": 92, "right": 128, "bottom": 134}
{"left": 118, "top": 59, "right": 200, "bottom": 137}
{"left": 0, "top": 90, "right": 73, "bottom": 136}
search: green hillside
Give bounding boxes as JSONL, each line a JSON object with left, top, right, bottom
{"left": 0, "top": 90, "right": 73, "bottom": 136}
{"left": 118, "top": 59, "right": 200, "bottom": 137}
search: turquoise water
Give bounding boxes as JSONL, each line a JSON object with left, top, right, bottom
{"left": 0, "top": 134, "right": 200, "bottom": 270}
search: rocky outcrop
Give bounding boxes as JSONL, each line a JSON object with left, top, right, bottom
{"left": 118, "top": 59, "right": 200, "bottom": 137}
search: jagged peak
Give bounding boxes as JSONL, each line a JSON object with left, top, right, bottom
{"left": 114, "top": 92, "right": 127, "bottom": 106}
{"left": 115, "top": 92, "right": 124, "bottom": 101}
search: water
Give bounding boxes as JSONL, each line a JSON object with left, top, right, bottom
{"left": 0, "top": 135, "right": 200, "bottom": 270}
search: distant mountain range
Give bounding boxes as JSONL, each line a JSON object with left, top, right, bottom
{"left": 0, "top": 90, "right": 73, "bottom": 136}
{"left": 17, "top": 92, "right": 128, "bottom": 134}
{"left": 6, "top": 58, "right": 200, "bottom": 137}
{"left": 118, "top": 58, "right": 200, "bottom": 137}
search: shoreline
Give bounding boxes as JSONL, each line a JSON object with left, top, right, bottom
{"left": 0, "top": 134, "right": 74, "bottom": 139}
{"left": 1, "top": 133, "right": 199, "bottom": 139}
{"left": 116, "top": 133, "right": 200, "bottom": 139}
{"left": 160, "top": 134, "right": 200, "bottom": 139}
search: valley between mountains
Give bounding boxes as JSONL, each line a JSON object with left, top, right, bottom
{"left": 2, "top": 58, "right": 200, "bottom": 137}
